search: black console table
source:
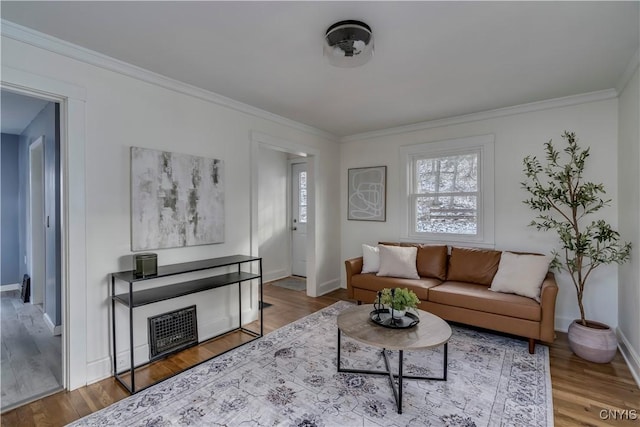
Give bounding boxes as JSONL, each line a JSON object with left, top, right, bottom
{"left": 110, "top": 255, "right": 263, "bottom": 394}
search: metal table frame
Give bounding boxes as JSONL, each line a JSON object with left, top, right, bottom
{"left": 337, "top": 328, "right": 448, "bottom": 414}
{"left": 111, "top": 255, "right": 263, "bottom": 394}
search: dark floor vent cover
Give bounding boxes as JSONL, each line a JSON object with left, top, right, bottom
{"left": 148, "top": 305, "right": 198, "bottom": 360}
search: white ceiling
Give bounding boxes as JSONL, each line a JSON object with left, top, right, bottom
{"left": 2, "top": 1, "right": 638, "bottom": 137}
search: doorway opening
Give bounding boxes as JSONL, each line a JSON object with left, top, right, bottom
{"left": 251, "top": 132, "right": 318, "bottom": 297}
{"left": 1, "top": 90, "right": 63, "bottom": 412}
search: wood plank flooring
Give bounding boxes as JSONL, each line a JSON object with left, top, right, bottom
{"left": 1, "top": 290, "right": 62, "bottom": 413}
{"left": 1, "top": 285, "right": 638, "bottom": 426}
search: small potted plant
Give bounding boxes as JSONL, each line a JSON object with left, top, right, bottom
{"left": 522, "top": 131, "right": 631, "bottom": 363}
{"left": 380, "top": 288, "right": 420, "bottom": 318}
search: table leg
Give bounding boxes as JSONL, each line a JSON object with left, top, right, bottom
{"left": 337, "top": 329, "right": 342, "bottom": 371}
{"left": 398, "top": 349, "right": 404, "bottom": 414}
{"left": 444, "top": 343, "right": 448, "bottom": 380}
{"left": 336, "top": 330, "right": 448, "bottom": 415}
{"left": 382, "top": 349, "right": 400, "bottom": 413}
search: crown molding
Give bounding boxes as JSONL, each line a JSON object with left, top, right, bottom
{"left": 2, "top": 65, "right": 87, "bottom": 101}
{"left": 1, "top": 19, "right": 337, "bottom": 141}
{"left": 340, "top": 89, "right": 618, "bottom": 143}
{"left": 616, "top": 48, "right": 639, "bottom": 95}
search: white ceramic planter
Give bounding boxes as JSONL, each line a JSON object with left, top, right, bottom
{"left": 567, "top": 319, "right": 617, "bottom": 364}
{"left": 391, "top": 309, "right": 406, "bottom": 319}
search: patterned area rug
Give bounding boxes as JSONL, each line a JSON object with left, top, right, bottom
{"left": 71, "top": 301, "right": 553, "bottom": 426}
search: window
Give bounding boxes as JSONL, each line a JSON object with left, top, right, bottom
{"left": 400, "top": 135, "right": 494, "bottom": 244}
{"left": 413, "top": 152, "right": 479, "bottom": 234}
{"left": 298, "top": 170, "right": 307, "bottom": 223}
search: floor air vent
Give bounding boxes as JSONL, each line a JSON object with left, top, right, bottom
{"left": 148, "top": 305, "right": 198, "bottom": 360}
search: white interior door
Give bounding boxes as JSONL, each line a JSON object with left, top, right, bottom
{"left": 29, "top": 137, "right": 46, "bottom": 306}
{"left": 291, "top": 162, "right": 307, "bottom": 277}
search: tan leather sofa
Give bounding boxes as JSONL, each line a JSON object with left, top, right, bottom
{"left": 344, "top": 244, "right": 558, "bottom": 353}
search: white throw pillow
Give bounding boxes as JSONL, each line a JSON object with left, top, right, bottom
{"left": 376, "top": 245, "right": 420, "bottom": 279}
{"left": 490, "top": 252, "right": 551, "bottom": 302}
{"left": 361, "top": 244, "right": 380, "bottom": 273}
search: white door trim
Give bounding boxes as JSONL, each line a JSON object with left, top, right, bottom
{"left": 28, "top": 137, "right": 45, "bottom": 307}
{"left": 290, "top": 161, "right": 308, "bottom": 278}
{"left": 250, "top": 131, "right": 319, "bottom": 297}
{"left": 2, "top": 65, "right": 87, "bottom": 390}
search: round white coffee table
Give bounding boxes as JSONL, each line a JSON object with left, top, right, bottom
{"left": 336, "top": 304, "right": 452, "bottom": 414}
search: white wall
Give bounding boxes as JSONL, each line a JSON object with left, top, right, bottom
{"left": 1, "top": 35, "right": 340, "bottom": 385}
{"left": 258, "top": 147, "right": 290, "bottom": 282}
{"left": 618, "top": 65, "right": 640, "bottom": 384}
{"left": 340, "top": 97, "right": 620, "bottom": 331}
{"left": 306, "top": 146, "right": 342, "bottom": 296}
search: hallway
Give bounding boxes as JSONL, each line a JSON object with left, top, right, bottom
{"left": 1, "top": 290, "right": 62, "bottom": 412}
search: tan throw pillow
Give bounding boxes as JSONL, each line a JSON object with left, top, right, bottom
{"left": 361, "top": 244, "right": 380, "bottom": 273}
{"left": 489, "top": 251, "right": 551, "bottom": 302}
{"left": 376, "top": 245, "right": 420, "bottom": 279}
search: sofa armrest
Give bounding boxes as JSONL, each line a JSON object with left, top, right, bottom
{"left": 345, "top": 257, "right": 363, "bottom": 299}
{"left": 539, "top": 272, "right": 559, "bottom": 343}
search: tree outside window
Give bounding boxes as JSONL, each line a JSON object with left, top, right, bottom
{"left": 400, "top": 134, "right": 494, "bottom": 245}
{"left": 413, "top": 152, "right": 479, "bottom": 235}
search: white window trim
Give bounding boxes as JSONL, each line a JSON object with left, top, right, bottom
{"left": 399, "top": 134, "right": 495, "bottom": 247}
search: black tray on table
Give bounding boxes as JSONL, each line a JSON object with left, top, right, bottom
{"left": 369, "top": 309, "right": 420, "bottom": 329}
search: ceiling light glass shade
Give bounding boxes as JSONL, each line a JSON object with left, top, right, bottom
{"left": 324, "top": 20, "right": 374, "bottom": 68}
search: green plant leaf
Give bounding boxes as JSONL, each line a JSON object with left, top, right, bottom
{"left": 521, "top": 132, "right": 632, "bottom": 324}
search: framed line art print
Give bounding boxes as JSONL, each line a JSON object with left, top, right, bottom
{"left": 348, "top": 166, "right": 386, "bottom": 221}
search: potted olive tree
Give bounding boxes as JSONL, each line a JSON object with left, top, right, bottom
{"left": 522, "top": 131, "right": 631, "bottom": 363}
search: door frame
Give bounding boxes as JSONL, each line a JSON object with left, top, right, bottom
{"left": 289, "top": 160, "right": 308, "bottom": 278}
{"left": 250, "top": 131, "right": 319, "bottom": 297}
{"left": 2, "top": 65, "right": 87, "bottom": 390}
{"left": 28, "top": 136, "right": 46, "bottom": 307}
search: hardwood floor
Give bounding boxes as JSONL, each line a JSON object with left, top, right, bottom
{"left": 1, "top": 285, "right": 638, "bottom": 426}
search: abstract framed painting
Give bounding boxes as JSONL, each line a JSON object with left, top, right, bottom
{"left": 131, "top": 147, "right": 224, "bottom": 250}
{"left": 347, "top": 166, "right": 386, "bottom": 221}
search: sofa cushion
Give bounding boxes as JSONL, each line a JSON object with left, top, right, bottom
{"left": 416, "top": 245, "right": 448, "bottom": 280}
{"left": 351, "top": 273, "right": 441, "bottom": 301}
{"left": 429, "top": 281, "right": 541, "bottom": 321}
{"left": 447, "top": 247, "right": 501, "bottom": 286}
{"left": 490, "top": 252, "right": 551, "bottom": 302}
{"left": 379, "top": 242, "right": 448, "bottom": 280}
{"left": 361, "top": 244, "right": 380, "bottom": 273}
{"left": 377, "top": 245, "right": 420, "bottom": 279}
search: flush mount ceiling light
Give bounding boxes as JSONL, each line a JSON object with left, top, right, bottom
{"left": 324, "top": 20, "right": 374, "bottom": 68}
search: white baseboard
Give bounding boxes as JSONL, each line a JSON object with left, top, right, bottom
{"left": 43, "top": 312, "right": 62, "bottom": 336}
{"left": 263, "top": 269, "right": 289, "bottom": 284}
{"left": 0, "top": 283, "right": 21, "bottom": 292}
{"left": 317, "top": 278, "right": 341, "bottom": 296}
{"left": 616, "top": 327, "right": 640, "bottom": 388}
{"left": 554, "top": 316, "right": 574, "bottom": 333}
{"left": 86, "top": 357, "right": 113, "bottom": 385}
